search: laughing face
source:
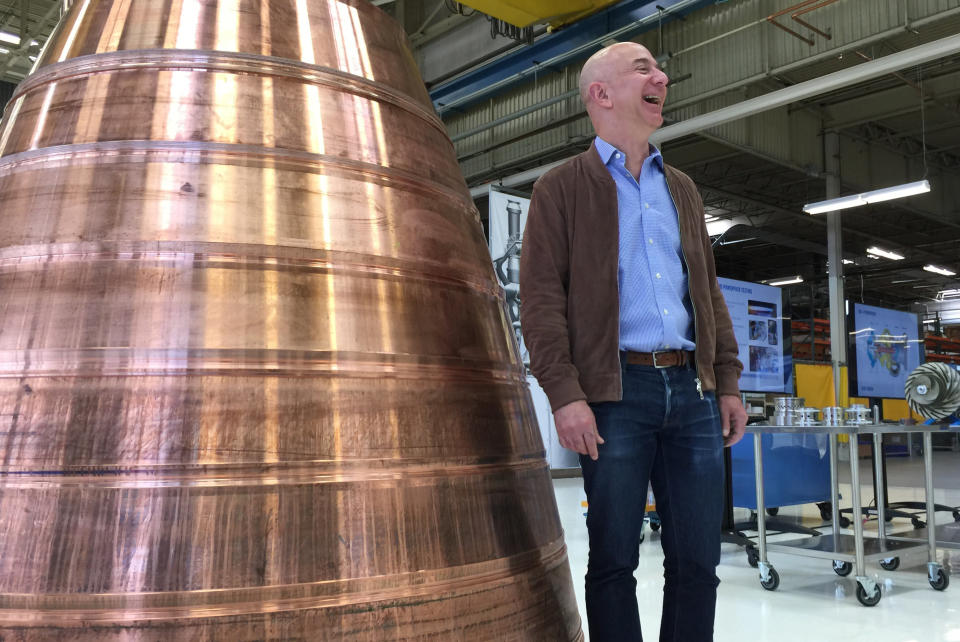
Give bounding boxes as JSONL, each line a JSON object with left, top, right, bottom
{"left": 607, "top": 43, "right": 669, "bottom": 132}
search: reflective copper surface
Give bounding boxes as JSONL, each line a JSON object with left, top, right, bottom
{"left": 0, "top": 1, "right": 582, "bottom": 639}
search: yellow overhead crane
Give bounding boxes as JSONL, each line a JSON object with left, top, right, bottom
{"left": 455, "top": 0, "right": 622, "bottom": 29}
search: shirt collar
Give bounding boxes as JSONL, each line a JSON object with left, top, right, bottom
{"left": 594, "top": 136, "right": 663, "bottom": 170}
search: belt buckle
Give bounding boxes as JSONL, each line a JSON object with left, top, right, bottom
{"left": 651, "top": 350, "right": 671, "bottom": 368}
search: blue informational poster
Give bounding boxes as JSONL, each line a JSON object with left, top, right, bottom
{"left": 717, "top": 277, "right": 792, "bottom": 393}
{"left": 849, "top": 303, "right": 923, "bottom": 399}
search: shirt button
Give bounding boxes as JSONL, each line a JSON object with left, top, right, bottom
{"left": 663, "top": 309, "right": 669, "bottom": 315}
{"left": 648, "top": 238, "right": 654, "bottom": 244}
{"left": 615, "top": 153, "right": 621, "bottom": 159}
{"left": 665, "top": 344, "right": 671, "bottom": 349}
{"left": 656, "top": 273, "right": 662, "bottom": 279}
{"left": 644, "top": 203, "right": 650, "bottom": 209}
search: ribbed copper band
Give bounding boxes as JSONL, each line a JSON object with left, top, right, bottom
{"left": 0, "top": 348, "right": 525, "bottom": 380}
{"left": 10, "top": 49, "right": 446, "bottom": 138}
{"left": 0, "top": 140, "right": 477, "bottom": 219}
{"left": 0, "top": 537, "right": 569, "bottom": 624}
{"left": 0, "top": 240, "right": 500, "bottom": 297}
{"left": 0, "top": 457, "right": 547, "bottom": 488}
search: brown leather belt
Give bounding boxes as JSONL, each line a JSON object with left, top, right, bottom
{"left": 623, "top": 350, "right": 693, "bottom": 368}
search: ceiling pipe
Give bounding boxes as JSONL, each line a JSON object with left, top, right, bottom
{"left": 767, "top": 0, "right": 841, "bottom": 45}
{"left": 790, "top": 0, "right": 842, "bottom": 41}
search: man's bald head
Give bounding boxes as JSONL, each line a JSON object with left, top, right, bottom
{"left": 579, "top": 42, "right": 655, "bottom": 106}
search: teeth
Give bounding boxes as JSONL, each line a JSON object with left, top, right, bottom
{"left": 643, "top": 95, "right": 660, "bottom": 104}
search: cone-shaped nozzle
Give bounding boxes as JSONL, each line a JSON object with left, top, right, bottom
{"left": 0, "top": 1, "right": 582, "bottom": 638}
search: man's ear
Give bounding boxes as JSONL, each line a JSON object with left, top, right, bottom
{"left": 589, "top": 82, "right": 610, "bottom": 107}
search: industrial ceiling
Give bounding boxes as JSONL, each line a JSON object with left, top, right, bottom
{"left": 390, "top": 0, "right": 960, "bottom": 325}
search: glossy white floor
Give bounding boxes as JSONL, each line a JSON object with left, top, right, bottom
{"left": 554, "top": 451, "right": 960, "bottom": 642}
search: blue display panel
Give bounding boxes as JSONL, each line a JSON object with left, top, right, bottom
{"left": 717, "top": 277, "right": 793, "bottom": 394}
{"left": 848, "top": 303, "right": 923, "bottom": 399}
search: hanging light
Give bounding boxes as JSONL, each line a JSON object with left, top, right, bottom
{"left": 865, "top": 246, "right": 905, "bottom": 260}
{"left": 923, "top": 264, "right": 956, "bottom": 276}
{"left": 803, "top": 179, "right": 930, "bottom": 214}
{"left": 863, "top": 180, "right": 931, "bottom": 204}
{"left": 766, "top": 275, "right": 804, "bottom": 286}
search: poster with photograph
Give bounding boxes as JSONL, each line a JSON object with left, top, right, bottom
{"left": 489, "top": 189, "right": 578, "bottom": 470}
{"left": 489, "top": 188, "right": 531, "bottom": 367}
{"left": 850, "top": 303, "right": 922, "bottom": 399}
{"left": 718, "top": 277, "right": 792, "bottom": 393}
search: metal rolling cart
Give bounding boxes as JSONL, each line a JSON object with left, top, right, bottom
{"left": 749, "top": 415, "right": 952, "bottom": 607}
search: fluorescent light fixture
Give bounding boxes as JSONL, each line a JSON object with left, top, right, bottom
{"left": 866, "top": 246, "right": 905, "bottom": 260}
{"left": 0, "top": 31, "right": 19, "bottom": 45}
{"left": 924, "top": 264, "right": 956, "bottom": 276}
{"left": 766, "top": 275, "right": 804, "bottom": 286}
{"left": 938, "top": 289, "right": 960, "bottom": 300}
{"left": 803, "top": 194, "right": 865, "bottom": 214}
{"left": 0, "top": 46, "right": 8, "bottom": 54}
{"left": 863, "top": 180, "right": 930, "bottom": 203}
{"left": 842, "top": 259, "right": 855, "bottom": 265}
{"left": 803, "top": 179, "right": 931, "bottom": 214}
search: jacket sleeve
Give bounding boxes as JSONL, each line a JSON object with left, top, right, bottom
{"left": 696, "top": 191, "right": 743, "bottom": 397}
{"left": 519, "top": 178, "right": 586, "bottom": 411}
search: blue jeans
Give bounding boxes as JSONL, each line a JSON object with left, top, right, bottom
{"left": 580, "top": 361, "right": 724, "bottom": 642}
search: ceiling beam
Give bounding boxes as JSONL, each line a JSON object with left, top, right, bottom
{"left": 651, "top": 33, "right": 960, "bottom": 144}
{"left": 0, "top": 1, "right": 60, "bottom": 81}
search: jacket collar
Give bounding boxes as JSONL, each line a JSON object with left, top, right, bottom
{"left": 579, "top": 142, "right": 677, "bottom": 190}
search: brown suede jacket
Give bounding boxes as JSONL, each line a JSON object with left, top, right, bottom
{"left": 519, "top": 145, "right": 743, "bottom": 411}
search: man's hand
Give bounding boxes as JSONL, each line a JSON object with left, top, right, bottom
{"left": 553, "top": 400, "right": 605, "bottom": 460}
{"left": 718, "top": 395, "right": 748, "bottom": 447}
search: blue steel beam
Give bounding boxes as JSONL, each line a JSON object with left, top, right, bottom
{"left": 429, "top": 0, "right": 717, "bottom": 115}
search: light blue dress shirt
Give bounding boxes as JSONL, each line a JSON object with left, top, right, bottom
{"left": 594, "top": 137, "right": 696, "bottom": 352}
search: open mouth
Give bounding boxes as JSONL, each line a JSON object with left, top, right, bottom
{"left": 643, "top": 95, "right": 662, "bottom": 105}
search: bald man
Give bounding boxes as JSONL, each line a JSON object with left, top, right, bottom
{"left": 520, "top": 42, "right": 747, "bottom": 641}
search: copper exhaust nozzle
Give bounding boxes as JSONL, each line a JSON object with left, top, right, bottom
{"left": 0, "top": 1, "right": 582, "bottom": 639}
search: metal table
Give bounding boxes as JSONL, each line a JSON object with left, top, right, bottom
{"left": 748, "top": 420, "right": 954, "bottom": 606}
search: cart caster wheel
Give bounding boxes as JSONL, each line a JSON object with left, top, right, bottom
{"left": 760, "top": 567, "right": 779, "bottom": 591}
{"left": 912, "top": 517, "right": 926, "bottom": 529}
{"left": 856, "top": 583, "right": 881, "bottom": 606}
{"left": 650, "top": 522, "right": 660, "bottom": 532}
{"left": 880, "top": 557, "right": 900, "bottom": 571}
{"left": 818, "top": 502, "right": 832, "bottom": 521}
{"left": 930, "top": 569, "right": 950, "bottom": 591}
{"left": 767, "top": 507, "right": 779, "bottom": 516}
{"left": 833, "top": 560, "right": 853, "bottom": 576}
{"left": 746, "top": 547, "right": 759, "bottom": 568}
{"left": 839, "top": 516, "right": 851, "bottom": 528}
{"left": 953, "top": 510, "right": 960, "bottom": 522}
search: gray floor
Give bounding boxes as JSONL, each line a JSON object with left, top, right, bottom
{"left": 557, "top": 449, "right": 960, "bottom": 641}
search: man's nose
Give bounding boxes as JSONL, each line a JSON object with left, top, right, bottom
{"left": 655, "top": 68, "right": 669, "bottom": 85}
